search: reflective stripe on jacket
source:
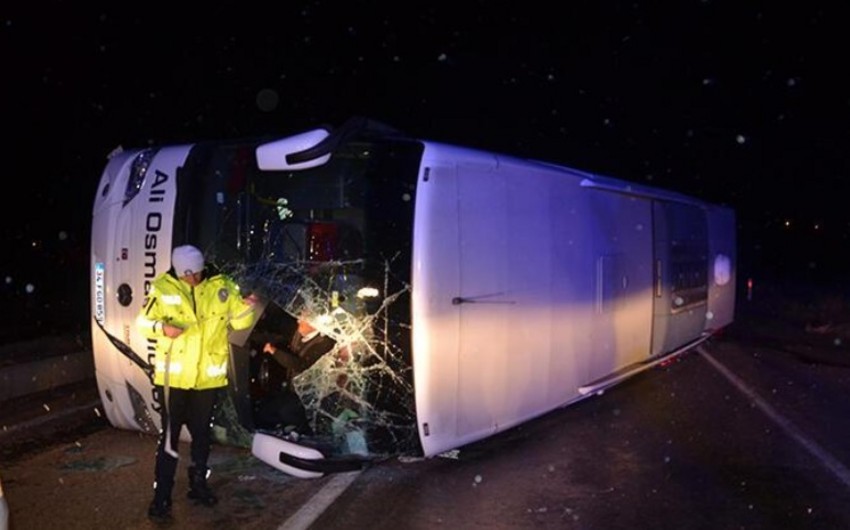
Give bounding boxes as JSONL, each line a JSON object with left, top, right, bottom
{"left": 136, "top": 272, "right": 255, "bottom": 390}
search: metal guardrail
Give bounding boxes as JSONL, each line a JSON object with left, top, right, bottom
{"left": 0, "top": 350, "right": 94, "bottom": 403}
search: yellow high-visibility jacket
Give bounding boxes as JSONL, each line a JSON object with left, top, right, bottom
{"left": 136, "top": 272, "right": 255, "bottom": 389}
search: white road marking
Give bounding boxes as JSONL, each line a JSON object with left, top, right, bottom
{"left": 698, "top": 346, "right": 850, "bottom": 488}
{"left": 277, "top": 470, "right": 362, "bottom": 530}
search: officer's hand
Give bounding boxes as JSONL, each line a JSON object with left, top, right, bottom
{"left": 163, "top": 323, "right": 184, "bottom": 338}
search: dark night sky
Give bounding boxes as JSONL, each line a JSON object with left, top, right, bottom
{"left": 2, "top": 1, "right": 848, "bottom": 335}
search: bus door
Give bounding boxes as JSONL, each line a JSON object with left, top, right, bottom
{"left": 651, "top": 201, "right": 709, "bottom": 355}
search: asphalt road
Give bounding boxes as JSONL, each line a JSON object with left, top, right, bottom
{"left": 3, "top": 294, "right": 850, "bottom": 529}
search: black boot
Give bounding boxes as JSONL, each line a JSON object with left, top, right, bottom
{"left": 187, "top": 466, "right": 218, "bottom": 507}
{"left": 147, "top": 481, "right": 173, "bottom": 522}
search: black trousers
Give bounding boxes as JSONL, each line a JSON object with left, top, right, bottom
{"left": 152, "top": 386, "right": 219, "bottom": 497}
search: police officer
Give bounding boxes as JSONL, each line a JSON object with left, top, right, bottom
{"left": 136, "top": 244, "right": 257, "bottom": 522}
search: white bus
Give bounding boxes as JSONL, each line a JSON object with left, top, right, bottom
{"left": 90, "top": 117, "right": 736, "bottom": 477}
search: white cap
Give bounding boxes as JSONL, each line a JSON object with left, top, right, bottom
{"left": 171, "top": 245, "right": 205, "bottom": 277}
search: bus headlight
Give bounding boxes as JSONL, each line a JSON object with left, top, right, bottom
{"left": 123, "top": 148, "right": 159, "bottom": 206}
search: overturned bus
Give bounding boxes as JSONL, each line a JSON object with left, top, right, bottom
{"left": 90, "top": 117, "right": 736, "bottom": 478}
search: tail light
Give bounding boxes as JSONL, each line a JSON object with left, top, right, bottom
{"left": 307, "top": 222, "right": 339, "bottom": 261}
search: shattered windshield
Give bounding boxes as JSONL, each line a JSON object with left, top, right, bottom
{"left": 174, "top": 136, "right": 424, "bottom": 458}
